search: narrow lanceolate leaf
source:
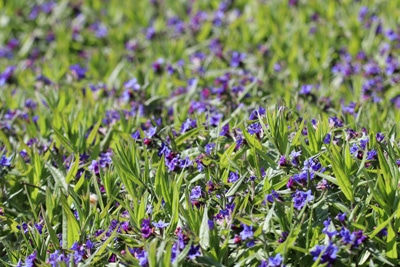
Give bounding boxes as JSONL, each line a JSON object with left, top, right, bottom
{"left": 65, "top": 154, "right": 80, "bottom": 183}
{"left": 369, "top": 212, "right": 395, "bottom": 239}
{"left": 41, "top": 205, "right": 60, "bottom": 249}
{"left": 60, "top": 196, "right": 80, "bottom": 248}
{"left": 46, "top": 162, "right": 68, "bottom": 196}
{"left": 199, "top": 206, "right": 210, "bottom": 249}
{"left": 242, "top": 127, "right": 262, "bottom": 150}
{"left": 86, "top": 119, "right": 102, "bottom": 147}
{"left": 82, "top": 228, "right": 118, "bottom": 266}
{"left": 155, "top": 155, "right": 172, "bottom": 207}
{"left": 329, "top": 145, "right": 353, "bottom": 202}
{"left": 52, "top": 124, "right": 75, "bottom": 153}
{"left": 386, "top": 224, "right": 398, "bottom": 259}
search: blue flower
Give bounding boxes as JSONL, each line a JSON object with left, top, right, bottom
{"left": 220, "top": 124, "right": 230, "bottom": 136}
{"left": 267, "top": 253, "right": 283, "bottom": 266}
{"left": 71, "top": 242, "right": 85, "bottom": 264}
{"left": 366, "top": 149, "right": 377, "bottom": 160}
{"left": 145, "top": 127, "right": 157, "bottom": 138}
{"left": 293, "top": 190, "right": 314, "bottom": 210}
{"left": 136, "top": 249, "right": 148, "bottom": 266}
{"left": 265, "top": 190, "right": 280, "bottom": 203}
{"left": 181, "top": 118, "right": 197, "bottom": 133}
{"left": 86, "top": 239, "right": 94, "bottom": 250}
{"left": 299, "top": 84, "right": 313, "bottom": 95}
{"left": 187, "top": 245, "right": 201, "bottom": 260}
{"left": 240, "top": 224, "right": 253, "bottom": 240}
{"left": 228, "top": 171, "right": 239, "bottom": 183}
{"left": 350, "top": 144, "right": 359, "bottom": 155}
{"left": 336, "top": 212, "right": 347, "bottom": 222}
{"left": 248, "top": 122, "right": 262, "bottom": 135}
{"left": 152, "top": 220, "right": 170, "bottom": 228}
{"left": 124, "top": 78, "right": 141, "bottom": 91}
{"left": 0, "top": 66, "right": 16, "bottom": 86}
{"left": 69, "top": 64, "right": 87, "bottom": 80}
{"left": 230, "top": 51, "right": 246, "bottom": 68}
{"left": 322, "top": 218, "right": 337, "bottom": 239}
{"left": 0, "top": 155, "right": 11, "bottom": 167}
{"left": 323, "top": 133, "right": 331, "bottom": 144}
{"left": 310, "top": 242, "right": 338, "bottom": 265}
{"left": 205, "top": 143, "right": 215, "bottom": 155}
{"left": 190, "top": 186, "right": 202, "bottom": 199}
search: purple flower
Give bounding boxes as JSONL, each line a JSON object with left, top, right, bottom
{"left": 48, "top": 250, "right": 66, "bottom": 267}
{"left": 293, "top": 190, "right": 314, "bottom": 210}
{"left": 34, "top": 223, "right": 43, "bottom": 234}
{"left": 152, "top": 58, "right": 164, "bottom": 73}
{"left": 187, "top": 245, "right": 201, "bottom": 260}
{"left": 265, "top": 190, "right": 280, "bottom": 203}
{"left": 352, "top": 230, "right": 367, "bottom": 248}
{"left": 145, "top": 127, "right": 157, "bottom": 138}
{"left": 310, "top": 242, "right": 338, "bottom": 265}
{"left": 228, "top": 171, "right": 239, "bottom": 183}
{"left": 267, "top": 253, "right": 283, "bottom": 267}
{"left": 230, "top": 51, "right": 246, "bottom": 68}
{"left": 86, "top": 239, "right": 94, "bottom": 250}
{"left": 90, "top": 22, "right": 108, "bottom": 38}
{"left": 124, "top": 78, "right": 141, "bottom": 91}
{"left": 24, "top": 251, "right": 37, "bottom": 267}
{"left": 350, "top": 144, "right": 359, "bottom": 155}
{"left": 208, "top": 219, "right": 215, "bottom": 230}
{"left": 342, "top": 102, "right": 356, "bottom": 115}
{"left": 336, "top": 212, "right": 347, "bottom": 222}
{"left": 322, "top": 218, "right": 337, "bottom": 239}
{"left": 360, "top": 138, "right": 369, "bottom": 149}
{"left": 376, "top": 132, "right": 384, "bottom": 142}
{"left": 386, "top": 29, "right": 398, "bottom": 41}
{"left": 145, "top": 26, "right": 156, "bottom": 40}
{"left": 0, "top": 66, "right": 16, "bottom": 86}
{"left": 17, "top": 222, "right": 28, "bottom": 233}
{"left": 273, "top": 63, "right": 281, "bottom": 72}
{"left": 366, "top": 150, "right": 377, "bottom": 160}
{"left": 249, "top": 107, "right": 266, "bottom": 120}
{"left": 152, "top": 220, "right": 170, "bottom": 228}
{"left": 358, "top": 6, "right": 368, "bottom": 22}
{"left": 141, "top": 219, "right": 153, "bottom": 238}
{"left": 70, "top": 64, "right": 87, "bottom": 80}
{"left": 378, "top": 227, "right": 388, "bottom": 237}
{"left": 181, "top": 118, "right": 197, "bottom": 133}
{"left": 299, "top": 84, "right": 313, "bottom": 95}
{"left": 209, "top": 113, "right": 223, "bottom": 126}
{"left": 171, "top": 242, "right": 179, "bottom": 263}
{"left": 323, "top": 133, "right": 331, "bottom": 144}
{"left": 240, "top": 224, "right": 253, "bottom": 240}
{"left": 248, "top": 122, "right": 262, "bottom": 135}
{"left": 0, "top": 155, "right": 11, "bottom": 167}
{"left": 339, "top": 227, "right": 353, "bottom": 244}
{"left": 220, "top": 124, "right": 230, "bottom": 136}
{"left": 289, "top": 150, "right": 301, "bottom": 165}
{"left": 179, "top": 157, "right": 192, "bottom": 168}
{"left": 205, "top": 143, "right": 215, "bottom": 155}
{"left": 71, "top": 242, "right": 85, "bottom": 264}
{"left": 278, "top": 155, "right": 288, "bottom": 166}
{"left": 136, "top": 249, "right": 148, "bottom": 266}
{"left": 190, "top": 186, "right": 202, "bottom": 199}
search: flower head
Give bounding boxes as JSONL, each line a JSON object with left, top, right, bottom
{"left": 293, "top": 190, "right": 314, "bottom": 210}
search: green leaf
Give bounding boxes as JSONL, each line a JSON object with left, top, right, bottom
{"left": 41, "top": 205, "right": 60, "bottom": 249}
{"left": 329, "top": 145, "right": 353, "bottom": 201}
{"left": 46, "top": 162, "right": 68, "bottom": 196}
{"left": 199, "top": 206, "right": 210, "bottom": 249}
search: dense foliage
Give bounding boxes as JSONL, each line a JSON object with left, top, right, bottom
{"left": 1, "top": 0, "right": 400, "bottom": 266}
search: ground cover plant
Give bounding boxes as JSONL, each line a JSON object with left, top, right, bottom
{"left": 1, "top": 0, "right": 400, "bottom": 266}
